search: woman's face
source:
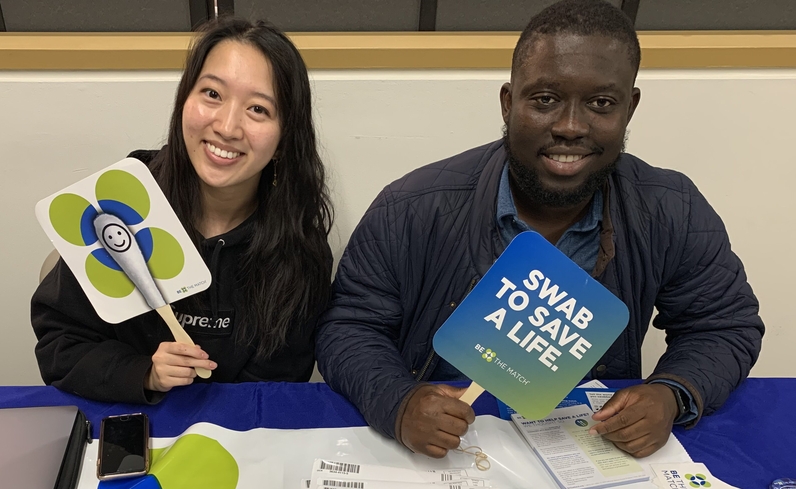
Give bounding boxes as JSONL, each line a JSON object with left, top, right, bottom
{"left": 182, "top": 40, "right": 281, "bottom": 195}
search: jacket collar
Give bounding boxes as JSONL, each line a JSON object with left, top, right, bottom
{"left": 467, "top": 139, "right": 616, "bottom": 279}
{"left": 468, "top": 140, "right": 509, "bottom": 277}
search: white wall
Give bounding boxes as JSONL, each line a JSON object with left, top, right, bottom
{"left": 0, "top": 69, "right": 793, "bottom": 385}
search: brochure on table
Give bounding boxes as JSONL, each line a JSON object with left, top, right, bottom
{"left": 35, "top": 158, "right": 211, "bottom": 324}
{"left": 502, "top": 384, "right": 734, "bottom": 489}
{"left": 433, "top": 231, "right": 630, "bottom": 420}
{"left": 512, "top": 404, "right": 649, "bottom": 489}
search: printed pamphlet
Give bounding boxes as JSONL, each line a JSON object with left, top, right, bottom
{"left": 512, "top": 405, "right": 649, "bottom": 489}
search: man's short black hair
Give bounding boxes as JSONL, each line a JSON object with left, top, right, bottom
{"left": 512, "top": 0, "right": 641, "bottom": 77}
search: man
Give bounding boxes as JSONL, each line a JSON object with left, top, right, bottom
{"left": 317, "top": 0, "right": 764, "bottom": 459}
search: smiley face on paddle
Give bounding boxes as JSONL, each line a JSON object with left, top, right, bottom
{"left": 100, "top": 223, "right": 132, "bottom": 253}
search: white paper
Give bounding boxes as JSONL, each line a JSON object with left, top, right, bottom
{"left": 512, "top": 405, "right": 649, "bottom": 489}
{"left": 312, "top": 476, "right": 493, "bottom": 488}
{"left": 584, "top": 391, "right": 615, "bottom": 412}
{"left": 309, "top": 459, "right": 490, "bottom": 485}
{"left": 310, "top": 458, "right": 483, "bottom": 481}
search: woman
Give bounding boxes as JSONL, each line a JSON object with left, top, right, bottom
{"left": 31, "top": 18, "right": 333, "bottom": 403}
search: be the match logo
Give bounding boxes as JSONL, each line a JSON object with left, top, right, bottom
{"left": 686, "top": 474, "right": 712, "bottom": 488}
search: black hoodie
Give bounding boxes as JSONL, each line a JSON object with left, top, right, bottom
{"left": 31, "top": 151, "right": 321, "bottom": 404}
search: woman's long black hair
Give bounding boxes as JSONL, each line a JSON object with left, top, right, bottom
{"left": 149, "top": 17, "right": 333, "bottom": 358}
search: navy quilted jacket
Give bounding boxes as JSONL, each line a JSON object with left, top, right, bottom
{"left": 316, "top": 140, "right": 764, "bottom": 439}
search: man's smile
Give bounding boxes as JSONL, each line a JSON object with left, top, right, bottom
{"left": 539, "top": 152, "right": 596, "bottom": 177}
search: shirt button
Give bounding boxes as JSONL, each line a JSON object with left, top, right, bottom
{"left": 411, "top": 369, "right": 418, "bottom": 376}
{"left": 595, "top": 365, "right": 607, "bottom": 375}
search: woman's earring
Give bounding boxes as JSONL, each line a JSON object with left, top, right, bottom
{"left": 272, "top": 158, "right": 278, "bottom": 187}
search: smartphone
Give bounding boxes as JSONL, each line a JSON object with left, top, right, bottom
{"left": 97, "top": 413, "right": 150, "bottom": 480}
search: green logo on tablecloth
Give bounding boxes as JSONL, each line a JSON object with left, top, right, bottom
{"left": 482, "top": 349, "right": 496, "bottom": 362}
{"left": 98, "top": 434, "right": 238, "bottom": 489}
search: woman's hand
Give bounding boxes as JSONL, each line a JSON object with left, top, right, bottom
{"left": 145, "top": 342, "right": 217, "bottom": 392}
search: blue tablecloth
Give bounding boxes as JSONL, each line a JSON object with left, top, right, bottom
{"left": 0, "top": 378, "right": 792, "bottom": 488}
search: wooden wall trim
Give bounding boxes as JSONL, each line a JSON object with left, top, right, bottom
{"left": 0, "top": 31, "right": 794, "bottom": 70}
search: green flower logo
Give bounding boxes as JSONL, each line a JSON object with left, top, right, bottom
{"left": 685, "top": 474, "right": 712, "bottom": 488}
{"left": 48, "top": 170, "right": 184, "bottom": 298}
{"left": 482, "top": 349, "right": 496, "bottom": 362}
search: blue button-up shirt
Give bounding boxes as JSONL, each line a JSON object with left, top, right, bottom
{"left": 496, "top": 163, "right": 603, "bottom": 274}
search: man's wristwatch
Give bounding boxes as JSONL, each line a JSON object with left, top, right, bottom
{"left": 664, "top": 384, "right": 688, "bottom": 421}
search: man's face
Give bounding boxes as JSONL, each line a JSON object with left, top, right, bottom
{"left": 500, "top": 33, "right": 641, "bottom": 207}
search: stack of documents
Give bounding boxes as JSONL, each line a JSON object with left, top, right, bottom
{"left": 302, "top": 459, "right": 498, "bottom": 488}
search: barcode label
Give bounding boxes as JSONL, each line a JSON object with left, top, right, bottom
{"left": 319, "top": 461, "right": 362, "bottom": 474}
{"left": 441, "top": 474, "right": 453, "bottom": 481}
{"left": 304, "top": 481, "right": 311, "bottom": 488}
{"left": 321, "top": 481, "right": 365, "bottom": 488}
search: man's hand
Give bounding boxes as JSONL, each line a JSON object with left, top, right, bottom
{"left": 398, "top": 384, "right": 476, "bottom": 458}
{"left": 145, "top": 342, "right": 217, "bottom": 392}
{"left": 589, "top": 383, "right": 679, "bottom": 458}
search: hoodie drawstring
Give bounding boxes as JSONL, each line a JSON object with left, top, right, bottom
{"left": 209, "top": 238, "right": 225, "bottom": 322}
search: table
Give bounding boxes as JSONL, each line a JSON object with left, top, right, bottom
{"left": 0, "top": 378, "right": 792, "bottom": 488}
